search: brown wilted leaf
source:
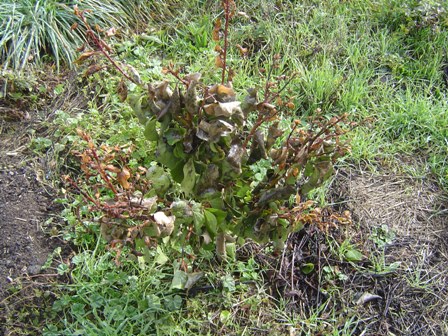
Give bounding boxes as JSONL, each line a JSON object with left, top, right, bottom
{"left": 153, "top": 211, "right": 175, "bottom": 237}
{"left": 94, "top": 24, "right": 104, "bottom": 33}
{"left": 286, "top": 101, "right": 295, "bottom": 109}
{"left": 74, "top": 51, "right": 99, "bottom": 65}
{"left": 70, "top": 22, "right": 78, "bottom": 31}
{"left": 227, "top": 68, "right": 236, "bottom": 82}
{"left": 213, "top": 18, "right": 222, "bottom": 41}
{"left": 104, "top": 165, "right": 121, "bottom": 173}
{"left": 83, "top": 64, "right": 104, "bottom": 77}
{"left": 117, "top": 80, "right": 128, "bottom": 102}
{"left": 236, "top": 44, "right": 248, "bottom": 57}
{"left": 76, "top": 43, "right": 86, "bottom": 52}
{"left": 117, "top": 168, "right": 131, "bottom": 189}
{"left": 215, "top": 55, "right": 224, "bottom": 69}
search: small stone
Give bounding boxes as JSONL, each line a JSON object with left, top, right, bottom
{"left": 27, "top": 264, "right": 42, "bottom": 275}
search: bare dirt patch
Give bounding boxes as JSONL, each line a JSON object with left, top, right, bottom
{"left": 0, "top": 108, "right": 62, "bottom": 335}
{"left": 337, "top": 167, "right": 448, "bottom": 335}
{"left": 259, "top": 165, "right": 447, "bottom": 335}
{"left": 0, "top": 72, "right": 84, "bottom": 334}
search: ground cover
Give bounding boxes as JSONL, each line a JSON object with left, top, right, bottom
{"left": 0, "top": 0, "right": 447, "bottom": 335}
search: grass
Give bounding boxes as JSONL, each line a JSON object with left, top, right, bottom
{"left": 2, "top": 0, "right": 447, "bottom": 335}
{"left": 0, "top": 0, "right": 181, "bottom": 72}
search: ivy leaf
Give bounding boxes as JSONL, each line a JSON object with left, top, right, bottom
{"left": 185, "top": 272, "right": 204, "bottom": 290}
{"left": 171, "top": 270, "right": 188, "bottom": 290}
{"left": 154, "top": 246, "right": 169, "bottom": 265}
{"left": 146, "top": 165, "right": 171, "bottom": 195}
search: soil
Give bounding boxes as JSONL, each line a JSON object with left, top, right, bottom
{"left": 0, "top": 106, "right": 61, "bottom": 334}
{"left": 264, "top": 165, "right": 448, "bottom": 335}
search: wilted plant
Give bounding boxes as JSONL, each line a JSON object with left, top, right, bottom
{"left": 70, "top": 1, "right": 351, "bottom": 260}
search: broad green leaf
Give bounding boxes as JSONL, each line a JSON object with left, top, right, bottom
{"left": 221, "top": 274, "right": 236, "bottom": 292}
{"left": 165, "top": 128, "right": 184, "bottom": 146}
{"left": 301, "top": 263, "right": 315, "bottom": 274}
{"left": 204, "top": 210, "right": 218, "bottom": 237}
{"left": 154, "top": 247, "right": 169, "bottom": 265}
{"left": 192, "top": 203, "right": 205, "bottom": 231}
{"left": 171, "top": 270, "right": 188, "bottom": 290}
{"left": 181, "top": 159, "right": 196, "bottom": 195}
{"left": 164, "top": 295, "right": 183, "bottom": 311}
{"left": 185, "top": 272, "right": 204, "bottom": 289}
{"left": 207, "top": 208, "right": 227, "bottom": 225}
{"left": 225, "top": 242, "right": 236, "bottom": 261}
{"left": 344, "top": 249, "right": 363, "bottom": 262}
{"left": 144, "top": 118, "right": 158, "bottom": 141}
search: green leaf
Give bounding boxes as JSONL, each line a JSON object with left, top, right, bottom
{"left": 220, "top": 310, "right": 231, "bottom": 323}
{"left": 222, "top": 274, "right": 236, "bottom": 292}
{"left": 225, "top": 242, "right": 236, "bottom": 261}
{"left": 207, "top": 208, "right": 227, "bottom": 225}
{"left": 165, "top": 128, "right": 184, "bottom": 146}
{"left": 344, "top": 249, "right": 363, "bottom": 262}
{"left": 154, "top": 247, "right": 169, "bottom": 265}
{"left": 301, "top": 263, "right": 315, "bottom": 274}
{"left": 204, "top": 210, "right": 218, "bottom": 237}
{"left": 185, "top": 272, "right": 204, "bottom": 289}
{"left": 192, "top": 203, "right": 205, "bottom": 231}
{"left": 181, "top": 158, "right": 196, "bottom": 195}
{"left": 164, "top": 295, "right": 183, "bottom": 311}
{"left": 171, "top": 270, "right": 188, "bottom": 290}
{"left": 144, "top": 118, "right": 158, "bottom": 141}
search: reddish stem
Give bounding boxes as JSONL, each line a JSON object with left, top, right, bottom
{"left": 221, "top": 0, "right": 230, "bottom": 84}
{"left": 79, "top": 12, "right": 138, "bottom": 84}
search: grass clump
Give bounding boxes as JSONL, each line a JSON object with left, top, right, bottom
{"left": 0, "top": 0, "right": 181, "bottom": 72}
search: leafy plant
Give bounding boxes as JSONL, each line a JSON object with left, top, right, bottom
{"left": 69, "top": 1, "right": 350, "bottom": 261}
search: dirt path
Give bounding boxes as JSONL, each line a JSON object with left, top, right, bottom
{"left": 0, "top": 106, "right": 64, "bottom": 335}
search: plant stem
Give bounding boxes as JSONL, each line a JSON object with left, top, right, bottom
{"left": 221, "top": 0, "right": 230, "bottom": 84}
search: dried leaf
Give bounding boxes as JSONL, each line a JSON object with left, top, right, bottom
{"left": 104, "top": 164, "right": 121, "bottom": 173}
{"left": 213, "top": 18, "right": 222, "bottom": 41}
{"left": 209, "top": 84, "right": 235, "bottom": 102}
{"left": 74, "top": 51, "right": 99, "bottom": 65}
{"left": 248, "top": 130, "right": 267, "bottom": 164}
{"left": 196, "top": 119, "right": 235, "bottom": 143}
{"left": 117, "top": 168, "right": 131, "bottom": 189}
{"left": 236, "top": 44, "right": 248, "bottom": 57}
{"left": 227, "top": 139, "right": 245, "bottom": 173}
{"left": 70, "top": 22, "right": 78, "bottom": 31}
{"left": 117, "top": 80, "right": 128, "bottom": 102}
{"left": 127, "top": 65, "right": 142, "bottom": 84}
{"left": 356, "top": 292, "right": 382, "bottom": 306}
{"left": 185, "top": 80, "right": 199, "bottom": 115}
{"left": 215, "top": 55, "right": 224, "bottom": 69}
{"left": 153, "top": 211, "right": 175, "bottom": 237}
{"left": 83, "top": 64, "right": 104, "bottom": 77}
{"left": 76, "top": 43, "right": 86, "bottom": 52}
